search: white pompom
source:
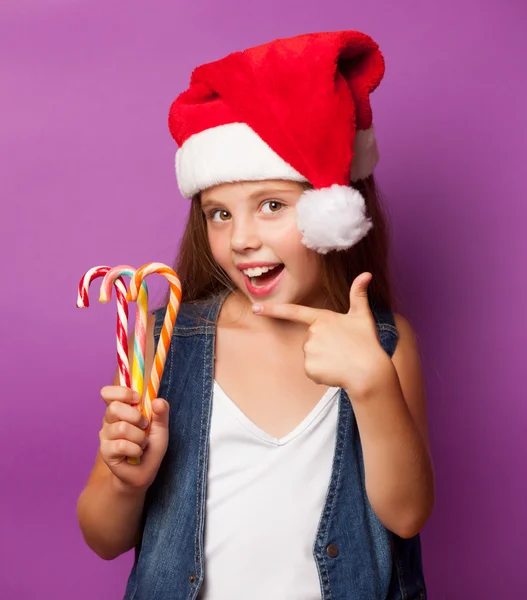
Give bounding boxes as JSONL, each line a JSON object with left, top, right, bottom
{"left": 296, "top": 184, "right": 373, "bottom": 254}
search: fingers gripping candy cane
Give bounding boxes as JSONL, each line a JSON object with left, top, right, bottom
{"left": 127, "top": 263, "right": 182, "bottom": 427}
{"left": 99, "top": 266, "right": 149, "bottom": 399}
{"left": 99, "top": 266, "right": 150, "bottom": 467}
{"left": 77, "top": 266, "right": 131, "bottom": 388}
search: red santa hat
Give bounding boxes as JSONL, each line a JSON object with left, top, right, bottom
{"left": 168, "top": 30, "right": 385, "bottom": 254}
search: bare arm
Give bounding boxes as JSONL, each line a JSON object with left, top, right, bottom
{"left": 347, "top": 313, "right": 435, "bottom": 539}
{"left": 76, "top": 449, "right": 147, "bottom": 560}
{"left": 76, "top": 313, "right": 161, "bottom": 560}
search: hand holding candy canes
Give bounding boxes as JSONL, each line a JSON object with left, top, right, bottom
{"left": 78, "top": 262, "right": 182, "bottom": 476}
{"left": 99, "top": 265, "right": 151, "bottom": 466}
{"left": 98, "top": 384, "right": 169, "bottom": 489}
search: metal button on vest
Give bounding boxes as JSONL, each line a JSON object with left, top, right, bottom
{"left": 189, "top": 574, "right": 196, "bottom": 583}
{"left": 326, "top": 543, "right": 339, "bottom": 558}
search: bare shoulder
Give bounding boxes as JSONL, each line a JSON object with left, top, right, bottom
{"left": 391, "top": 312, "right": 431, "bottom": 453}
{"left": 392, "top": 313, "right": 421, "bottom": 348}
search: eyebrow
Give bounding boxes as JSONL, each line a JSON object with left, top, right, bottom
{"left": 201, "top": 186, "right": 299, "bottom": 209}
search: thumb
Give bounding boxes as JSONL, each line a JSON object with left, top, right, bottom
{"left": 348, "top": 272, "right": 373, "bottom": 314}
{"left": 149, "top": 398, "right": 170, "bottom": 431}
{"left": 140, "top": 399, "right": 169, "bottom": 467}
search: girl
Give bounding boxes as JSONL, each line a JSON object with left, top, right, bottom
{"left": 77, "top": 31, "right": 434, "bottom": 600}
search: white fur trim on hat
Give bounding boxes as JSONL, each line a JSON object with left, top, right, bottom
{"left": 296, "top": 184, "right": 373, "bottom": 254}
{"left": 175, "top": 123, "right": 306, "bottom": 198}
{"left": 175, "top": 123, "right": 378, "bottom": 198}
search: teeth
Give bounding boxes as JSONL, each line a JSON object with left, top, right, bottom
{"left": 242, "top": 265, "right": 278, "bottom": 277}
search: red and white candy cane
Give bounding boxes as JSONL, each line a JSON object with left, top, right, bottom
{"left": 127, "top": 262, "right": 182, "bottom": 426}
{"left": 77, "top": 265, "right": 131, "bottom": 388}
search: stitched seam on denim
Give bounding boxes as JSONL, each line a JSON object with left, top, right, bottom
{"left": 312, "top": 394, "right": 338, "bottom": 596}
{"left": 378, "top": 323, "right": 397, "bottom": 334}
{"left": 155, "top": 325, "right": 396, "bottom": 336}
{"left": 313, "top": 547, "right": 325, "bottom": 599}
{"left": 315, "top": 392, "right": 350, "bottom": 600}
{"left": 154, "top": 326, "right": 216, "bottom": 336}
{"left": 128, "top": 576, "right": 139, "bottom": 600}
{"left": 191, "top": 296, "right": 225, "bottom": 599}
{"left": 191, "top": 335, "right": 209, "bottom": 599}
{"left": 165, "top": 336, "right": 173, "bottom": 404}
{"left": 175, "top": 327, "right": 216, "bottom": 335}
{"left": 313, "top": 496, "right": 330, "bottom": 599}
{"left": 394, "top": 537, "right": 407, "bottom": 600}
{"left": 325, "top": 397, "right": 349, "bottom": 600}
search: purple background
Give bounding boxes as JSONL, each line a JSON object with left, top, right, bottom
{"left": 2, "top": 1, "right": 526, "bottom": 598}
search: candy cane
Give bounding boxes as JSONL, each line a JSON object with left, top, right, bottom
{"left": 127, "top": 263, "right": 182, "bottom": 425}
{"left": 99, "top": 266, "right": 149, "bottom": 400}
{"left": 77, "top": 266, "right": 130, "bottom": 388}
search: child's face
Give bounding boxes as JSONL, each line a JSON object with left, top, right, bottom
{"left": 201, "top": 180, "right": 324, "bottom": 306}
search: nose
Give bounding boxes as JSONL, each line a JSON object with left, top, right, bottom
{"left": 230, "top": 215, "right": 262, "bottom": 253}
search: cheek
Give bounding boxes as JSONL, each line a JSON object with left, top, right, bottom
{"left": 207, "top": 229, "right": 228, "bottom": 265}
{"left": 265, "top": 216, "right": 303, "bottom": 253}
{"left": 278, "top": 235, "right": 321, "bottom": 283}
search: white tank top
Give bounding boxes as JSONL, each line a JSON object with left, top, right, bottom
{"left": 198, "top": 380, "right": 340, "bottom": 599}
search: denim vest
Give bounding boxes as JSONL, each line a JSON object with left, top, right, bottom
{"left": 123, "top": 291, "right": 427, "bottom": 600}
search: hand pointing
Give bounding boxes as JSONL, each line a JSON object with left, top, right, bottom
{"left": 252, "top": 273, "right": 394, "bottom": 396}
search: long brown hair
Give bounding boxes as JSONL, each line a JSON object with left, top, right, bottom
{"left": 165, "top": 175, "right": 400, "bottom": 315}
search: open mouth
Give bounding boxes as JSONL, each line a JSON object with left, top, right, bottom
{"left": 241, "top": 264, "right": 285, "bottom": 296}
{"left": 248, "top": 264, "right": 284, "bottom": 287}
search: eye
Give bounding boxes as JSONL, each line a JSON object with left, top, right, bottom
{"left": 261, "top": 200, "right": 284, "bottom": 214}
{"left": 209, "top": 209, "right": 231, "bottom": 222}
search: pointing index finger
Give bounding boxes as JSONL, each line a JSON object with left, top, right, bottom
{"left": 252, "top": 302, "right": 320, "bottom": 325}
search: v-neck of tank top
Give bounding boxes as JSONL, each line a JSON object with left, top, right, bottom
{"left": 213, "top": 380, "right": 340, "bottom": 447}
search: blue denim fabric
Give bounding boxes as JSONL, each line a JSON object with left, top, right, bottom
{"left": 124, "top": 291, "right": 427, "bottom": 599}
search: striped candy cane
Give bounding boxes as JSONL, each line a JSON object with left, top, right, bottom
{"left": 77, "top": 266, "right": 131, "bottom": 388}
{"left": 99, "top": 266, "right": 149, "bottom": 400}
{"left": 127, "top": 263, "right": 182, "bottom": 426}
